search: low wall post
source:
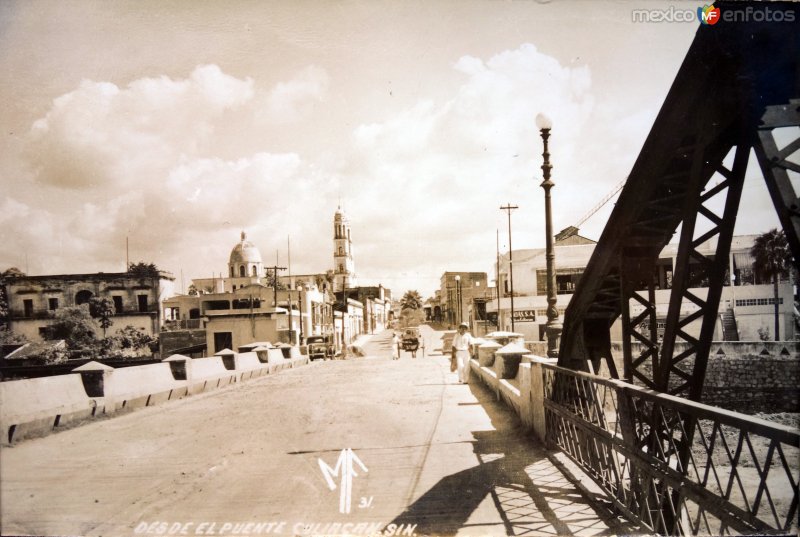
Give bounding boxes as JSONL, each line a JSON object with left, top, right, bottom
{"left": 163, "top": 354, "right": 193, "bottom": 382}
{"left": 72, "top": 361, "right": 114, "bottom": 398}
{"left": 519, "top": 360, "right": 533, "bottom": 431}
{"left": 529, "top": 356, "right": 557, "bottom": 444}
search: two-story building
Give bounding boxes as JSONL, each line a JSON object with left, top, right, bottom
{"left": 3, "top": 269, "right": 175, "bottom": 343}
{"left": 490, "top": 231, "right": 796, "bottom": 342}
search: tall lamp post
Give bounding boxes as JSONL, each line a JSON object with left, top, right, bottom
{"left": 340, "top": 288, "right": 348, "bottom": 359}
{"left": 537, "top": 112, "right": 562, "bottom": 358}
{"left": 500, "top": 204, "right": 519, "bottom": 332}
{"left": 297, "top": 284, "right": 304, "bottom": 344}
{"left": 454, "top": 275, "right": 462, "bottom": 325}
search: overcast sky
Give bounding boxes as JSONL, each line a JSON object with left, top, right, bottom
{"left": 0, "top": 0, "right": 786, "bottom": 297}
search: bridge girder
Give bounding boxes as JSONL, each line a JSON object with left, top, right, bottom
{"left": 560, "top": 2, "right": 800, "bottom": 402}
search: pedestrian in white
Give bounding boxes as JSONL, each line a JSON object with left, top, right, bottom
{"left": 392, "top": 332, "right": 400, "bottom": 360}
{"left": 451, "top": 322, "right": 473, "bottom": 383}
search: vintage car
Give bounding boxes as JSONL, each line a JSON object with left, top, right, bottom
{"left": 306, "top": 335, "right": 334, "bottom": 361}
{"left": 400, "top": 327, "right": 424, "bottom": 357}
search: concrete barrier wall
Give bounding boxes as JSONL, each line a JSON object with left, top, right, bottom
{"left": 234, "top": 352, "right": 269, "bottom": 381}
{"left": 190, "top": 357, "right": 230, "bottom": 380}
{"left": 0, "top": 346, "right": 311, "bottom": 444}
{"left": 470, "top": 354, "right": 555, "bottom": 443}
{"left": 103, "top": 363, "right": 188, "bottom": 411}
{"left": 106, "top": 363, "right": 183, "bottom": 399}
{"left": 235, "top": 352, "right": 265, "bottom": 371}
{"left": 0, "top": 374, "right": 95, "bottom": 443}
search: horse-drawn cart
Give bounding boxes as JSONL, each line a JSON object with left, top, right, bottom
{"left": 400, "top": 327, "right": 424, "bottom": 357}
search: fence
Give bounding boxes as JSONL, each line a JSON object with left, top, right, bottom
{"left": 163, "top": 319, "right": 203, "bottom": 331}
{"left": 542, "top": 364, "right": 799, "bottom": 536}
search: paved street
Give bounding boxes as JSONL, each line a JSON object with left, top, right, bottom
{"left": 1, "top": 327, "right": 628, "bottom": 537}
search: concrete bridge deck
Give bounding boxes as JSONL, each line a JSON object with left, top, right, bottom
{"left": 1, "top": 328, "right": 632, "bottom": 537}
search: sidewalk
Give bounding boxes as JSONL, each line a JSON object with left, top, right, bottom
{"left": 345, "top": 331, "right": 381, "bottom": 357}
{"left": 389, "top": 359, "right": 636, "bottom": 536}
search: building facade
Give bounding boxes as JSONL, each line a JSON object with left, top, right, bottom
{"left": 438, "top": 272, "right": 489, "bottom": 329}
{"left": 490, "top": 233, "right": 796, "bottom": 342}
{"left": 4, "top": 270, "right": 175, "bottom": 343}
{"left": 162, "top": 232, "right": 339, "bottom": 354}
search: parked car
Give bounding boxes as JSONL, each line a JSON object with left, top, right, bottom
{"left": 306, "top": 335, "right": 334, "bottom": 361}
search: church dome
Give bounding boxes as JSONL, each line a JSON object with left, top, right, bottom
{"left": 229, "top": 231, "right": 263, "bottom": 265}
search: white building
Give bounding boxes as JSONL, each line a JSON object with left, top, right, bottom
{"left": 490, "top": 233, "right": 796, "bottom": 343}
{"left": 333, "top": 207, "right": 357, "bottom": 292}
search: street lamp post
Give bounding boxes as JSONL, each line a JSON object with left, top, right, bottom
{"left": 537, "top": 113, "right": 562, "bottom": 358}
{"left": 297, "top": 284, "right": 304, "bottom": 344}
{"left": 340, "top": 288, "right": 348, "bottom": 359}
{"left": 454, "top": 275, "right": 462, "bottom": 325}
{"left": 500, "top": 204, "right": 518, "bottom": 332}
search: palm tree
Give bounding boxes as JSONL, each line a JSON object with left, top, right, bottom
{"left": 400, "top": 290, "right": 424, "bottom": 311}
{"left": 750, "top": 229, "right": 792, "bottom": 341}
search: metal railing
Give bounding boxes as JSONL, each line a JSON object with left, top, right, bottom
{"left": 162, "top": 319, "right": 203, "bottom": 331}
{"left": 542, "top": 364, "right": 799, "bottom": 536}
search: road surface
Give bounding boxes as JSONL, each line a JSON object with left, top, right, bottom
{"left": 1, "top": 326, "right": 628, "bottom": 537}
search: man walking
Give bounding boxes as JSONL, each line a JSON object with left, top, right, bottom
{"left": 451, "top": 322, "right": 473, "bottom": 384}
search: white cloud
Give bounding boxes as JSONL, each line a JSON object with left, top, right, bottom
{"left": 264, "top": 65, "right": 329, "bottom": 124}
{"left": 342, "top": 43, "right": 602, "bottom": 293}
{"left": 3, "top": 45, "right": 665, "bottom": 297}
{"left": 25, "top": 65, "right": 254, "bottom": 190}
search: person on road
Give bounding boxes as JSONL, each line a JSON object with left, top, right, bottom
{"left": 392, "top": 332, "right": 400, "bottom": 360}
{"left": 451, "top": 322, "right": 473, "bottom": 383}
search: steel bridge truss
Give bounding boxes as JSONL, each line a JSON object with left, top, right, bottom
{"left": 552, "top": 3, "right": 799, "bottom": 535}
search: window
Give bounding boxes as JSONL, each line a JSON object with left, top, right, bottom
{"left": 239, "top": 265, "right": 245, "bottom": 277}
{"left": 112, "top": 296, "right": 123, "bottom": 314}
{"left": 338, "top": 246, "right": 343, "bottom": 255}
{"left": 251, "top": 265, "right": 257, "bottom": 276}
{"left": 23, "top": 299, "right": 33, "bottom": 317}
{"left": 75, "top": 290, "right": 93, "bottom": 305}
{"left": 214, "top": 332, "right": 233, "bottom": 353}
{"left": 137, "top": 295, "right": 148, "bottom": 312}
{"left": 735, "top": 298, "right": 783, "bottom": 307}
{"left": 230, "top": 266, "right": 234, "bottom": 277}
{"left": 48, "top": 298, "right": 59, "bottom": 311}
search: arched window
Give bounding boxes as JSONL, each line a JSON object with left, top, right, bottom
{"left": 251, "top": 265, "right": 257, "bottom": 276}
{"left": 75, "top": 290, "right": 93, "bottom": 305}
{"left": 239, "top": 265, "right": 245, "bottom": 277}
{"left": 230, "top": 266, "right": 234, "bottom": 277}
{"left": 339, "top": 264, "right": 344, "bottom": 273}
{"left": 338, "top": 246, "right": 343, "bottom": 255}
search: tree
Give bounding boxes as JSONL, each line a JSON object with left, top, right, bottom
{"left": 400, "top": 290, "right": 424, "bottom": 311}
{"left": 89, "top": 297, "right": 115, "bottom": 338}
{"left": 0, "top": 327, "right": 26, "bottom": 346}
{"left": 128, "top": 261, "right": 160, "bottom": 277}
{"left": 111, "top": 325, "right": 157, "bottom": 354}
{"left": 187, "top": 284, "right": 199, "bottom": 296}
{"left": 49, "top": 306, "right": 98, "bottom": 350}
{"left": 265, "top": 269, "right": 287, "bottom": 290}
{"left": 0, "top": 267, "right": 25, "bottom": 330}
{"left": 751, "top": 229, "right": 793, "bottom": 341}
{"left": 315, "top": 271, "right": 335, "bottom": 292}
{"left": 400, "top": 308, "right": 426, "bottom": 328}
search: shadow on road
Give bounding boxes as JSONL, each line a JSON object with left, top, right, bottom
{"left": 386, "top": 379, "right": 632, "bottom": 536}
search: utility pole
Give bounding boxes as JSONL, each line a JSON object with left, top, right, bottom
{"left": 500, "top": 203, "right": 518, "bottom": 332}
{"left": 265, "top": 264, "right": 287, "bottom": 310}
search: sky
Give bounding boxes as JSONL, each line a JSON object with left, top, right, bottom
{"left": 0, "top": 0, "right": 788, "bottom": 298}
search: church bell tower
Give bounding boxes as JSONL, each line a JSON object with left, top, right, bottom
{"left": 333, "top": 207, "right": 356, "bottom": 292}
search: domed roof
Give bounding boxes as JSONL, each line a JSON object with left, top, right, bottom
{"left": 229, "top": 231, "right": 262, "bottom": 265}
